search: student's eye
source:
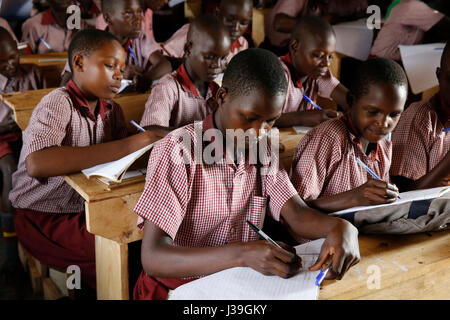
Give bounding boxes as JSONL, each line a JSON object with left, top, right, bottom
{"left": 367, "top": 110, "right": 379, "bottom": 115}
{"left": 390, "top": 112, "right": 401, "bottom": 118}
{"left": 105, "top": 64, "right": 114, "bottom": 69}
{"left": 313, "top": 53, "right": 322, "bottom": 59}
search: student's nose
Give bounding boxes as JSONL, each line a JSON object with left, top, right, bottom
{"left": 376, "top": 114, "right": 390, "bottom": 128}
{"left": 255, "top": 121, "right": 271, "bottom": 137}
{"left": 113, "top": 67, "right": 123, "bottom": 81}
{"left": 232, "top": 21, "right": 240, "bottom": 32}
{"left": 321, "top": 56, "right": 331, "bottom": 68}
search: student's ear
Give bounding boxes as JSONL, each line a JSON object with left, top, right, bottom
{"left": 436, "top": 67, "right": 442, "bottom": 81}
{"left": 289, "top": 39, "right": 299, "bottom": 55}
{"left": 72, "top": 54, "right": 85, "bottom": 73}
{"left": 216, "top": 87, "right": 228, "bottom": 106}
{"left": 103, "top": 12, "right": 112, "bottom": 26}
{"left": 184, "top": 41, "right": 193, "bottom": 57}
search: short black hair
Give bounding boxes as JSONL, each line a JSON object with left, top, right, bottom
{"left": 349, "top": 58, "right": 408, "bottom": 100}
{"left": 291, "top": 15, "right": 335, "bottom": 41}
{"left": 68, "top": 29, "right": 121, "bottom": 73}
{"left": 101, "top": 0, "right": 121, "bottom": 15}
{"left": 187, "top": 13, "right": 229, "bottom": 45}
{"left": 223, "top": 48, "right": 287, "bottom": 98}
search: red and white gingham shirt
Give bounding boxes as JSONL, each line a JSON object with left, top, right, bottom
{"left": 140, "top": 63, "right": 219, "bottom": 128}
{"left": 280, "top": 54, "right": 340, "bottom": 113}
{"left": 391, "top": 95, "right": 450, "bottom": 180}
{"left": 21, "top": 9, "right": 88, "bottom": 54}
{"left": 0, "top": 65, "right": 47, "bottom": 123}
{"left": 162, "top": 23, "right": 247, "bottom": 63}
{"left": 370, "top": 0, "right": 444, "bottom": 61}
{"left": 134, "top": 113, "right": 298, "bottom": 247}
{"left": 290, "top": 113, "right": 392, "bottom": 200}
{"left": 9, "top": 80, "right": 128, "bottom": 213}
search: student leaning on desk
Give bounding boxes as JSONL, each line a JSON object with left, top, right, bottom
{"left": 132, "top": 48, "right": 360, "bottom": 300}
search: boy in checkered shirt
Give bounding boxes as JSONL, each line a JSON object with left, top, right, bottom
{"left": 133, "top": 48, "right": 360, "bottom": 300}
{"left": 391, "top": 41, "right": 450, "bottom": 191}
{"left": 290, "top": 58, "right": 408, "bottom": 213}
{"left": 9, "top": 29, "right": 157, "bottom": 290}
{"left": 139, "top": 14, "right": 231, "bottom": 139}
{"left": 275, "top": 16, "right": 349, "bottom": 128}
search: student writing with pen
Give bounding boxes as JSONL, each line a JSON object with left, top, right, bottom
{"left": 275, "top": 16, "right": 350, "bottom": 128}
{"left": 133, "top": 49, "right": 360, "bottom": 300}
{"left": 290, "top": 58, "right": 407, "bottom": 213}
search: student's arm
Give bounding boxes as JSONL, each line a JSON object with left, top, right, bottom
{"left": 145, "top": 51, "right": 172, "bottom": 82}
{"left": 330, "top": 83, "right": 350, "bottom": 111}
{"left": 273, "top": 13, "right": 299, "bottom": 34}
{"left": 142, "top": 124, "right": 173, "bottom": 138}
{"left": 280, "top": 195, "right": 360, "bottom": 280}
{"left": 25, "top": 131, "right": 156, "bottom": 178}
{"left": 305, "top": 179, "right": 399, "bottom": 213}
{"left": 275, "top": 109, "right": 340, "bottom": 127}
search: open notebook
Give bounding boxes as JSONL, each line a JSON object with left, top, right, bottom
{"left": 82, "top": 143, "right": 153, "bottom": 184}
{"left": 333, "top": 186, "right": 450, "bottom": 215}
{"left": 168, "top": 239, "right": 325, "bottom": 300}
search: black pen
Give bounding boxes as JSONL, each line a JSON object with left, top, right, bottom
{"left": 246, "top": 220, "right": 282, "bottom": 249}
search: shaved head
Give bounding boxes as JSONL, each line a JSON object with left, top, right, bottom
{"left": 291, "top": 15, "right": 335, "bottom": 44}
{"left": 187, "top": 14, "right": 230, "bottom": 47}
{"left": 0, "top": 27, "right": 17, "bottom": 56}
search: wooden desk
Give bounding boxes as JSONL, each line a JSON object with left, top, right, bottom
{"left": 63, "top": 127, "right": 304, "bottom": 300}
{"left": 0, "top": 88, "right": 150, "bottom": 132}
{"left": 20, "top": 52, "right": 68, "bottom": 87}
{"left": 252, "top": 8, "right": 272, "bottom": 47}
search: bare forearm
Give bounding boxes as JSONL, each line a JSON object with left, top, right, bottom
{"left": 410, "top": 155, "right": 450, "bottom": 189}
{"left": 330, "top": 84, "right": 349, "bottom": 112}
{"left": 146, "top": 53, "right": 172, "bottom": 82}
{"left": 26, "top": 132, "right": 153, "bottom": 178}
{"left": 275, "top": 111, "right": 314, "bottom": 127}
{"left": 306, "top": 190, "right": 359, "bottom": 213}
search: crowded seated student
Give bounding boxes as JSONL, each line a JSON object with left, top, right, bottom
{"left": 370, "top": 0, "right": 450, "bottom": 61}
{"left": 275, "top": 16, "right": 349, "bottom": 128}
{"left": 9, "top": 29, "right": 156, "bottom": 291}
{"left": 140, "top": 14, "right": 230, "bottom": 138}
{"left": 77, "top": 0, "right": 102, "bottom": 27}
{"left": 290, "top": 58, "right": 408, "bottom": 213}
{"left": 0, "top": 18, "right": 18, "bottom": 42}
{"left": 21, "top": 0, "right": 87, "bottom": 54}
{"left": 390, "top": 41, "right": 450, "bottom": 191}
{"left": 133, "top": 48, "right": 360, "bottom": 300}
{"left": 0, "top": 27, "right": 47, "bottom": 283}
{"left": 61, "top": 0, "right": 171, "bottom": 92}
{"left": 162, "top": 0, "right": 252, "bottom": 64}
{"left": 263, "top": 0, "right": 367, "bottom": 55}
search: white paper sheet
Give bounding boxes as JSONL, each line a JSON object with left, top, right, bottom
{"left": 118, "top": 79, "right": 133, "bottom": 93}
{"left": 399, "top": 43, "right": 444, "bottom": 94}
{"left": 293, "top": 126, "right": 313, "bottom": 135}
{"left": 168, "top": 239, "right": 325, "bottom": 300}
{"left": 333, "top": 186, "right": 450, "bottom": 215}
{"left": 332, "top": 19, "right": 374, "bottom": 60}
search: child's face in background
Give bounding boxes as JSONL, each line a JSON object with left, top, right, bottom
{"left": 105, "top": 0, "right": 143, "bottom": 40}
{"left": 74, "top": 40, "right": 126, "bottom": 100}
{"left": 437, "top": 52, "right": 450, "bottom": 109}
{"left": 185, "top": 31, "right": 230, "bottom": 83}
{"left": 218, "top": 0, "right": 252, "bottom": 44}
{"left": 290, "top": 31, "right": 336, "bottom": 79}
{"left": 351, "top": 82, "right": 406, "bottom": 143}
{"left": 0, "top": 37, "right": 19, "bottom": 78}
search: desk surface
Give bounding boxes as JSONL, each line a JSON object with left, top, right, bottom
{"left": 20, "top": 52, "right": 68, "bottom": 67}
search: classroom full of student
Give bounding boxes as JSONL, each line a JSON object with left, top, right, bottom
{"left": 0, "top": 0, "right": 449, "bottom": 301}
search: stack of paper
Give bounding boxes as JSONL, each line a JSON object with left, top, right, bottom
{"left": 168, "top": 239, "right": 325, "bottom": 300}
{"left": 332, "top": 18, "right": 374, "bottom": 61}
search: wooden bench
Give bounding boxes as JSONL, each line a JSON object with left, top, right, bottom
{"left": 20, "top": 52, "right": 68, "bottom": 88}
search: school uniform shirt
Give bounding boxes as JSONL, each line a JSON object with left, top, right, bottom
{"left": 390, "top": 95, "right": 450, "bottom": 181}
{"left": 290, "top": 112, "right": 392, "bottom": 200}
{"left": 162, "top": 23, "right": 248, "bottom": 63}
{"left": 21, "top": 9, "right": 88, "bottom": 54}
{"left": 264, "top": 0, "right": 307, "bottom": 48}
{"left": 140, "top": 63, "right": 219, "bottom": 128}
{"left": 280, "top": 53, "right": 340, "bottom": 113}
{"left": 134, "top": 112, "right": 298, "bottom": 248}
{"left": 370, "top": 0, "right": 444, "bottom": 61}
{"left": 9, "top": 79, "right": 128, "bottom": 213}
{"left": 0, "top": 17, "right": 18, "bottom": 42}
{"left": 95, "top": 9, "right": 154, "bottom": 39}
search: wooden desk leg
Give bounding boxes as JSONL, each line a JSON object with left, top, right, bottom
{"left": 95, "top": 236, "right": 129, "bottom": 300}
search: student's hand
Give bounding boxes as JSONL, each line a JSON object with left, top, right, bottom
{"left": 307, "top": 109, "right": 342, "bottom": 126}
{"left": 309, "top": 219, "right": 360, "bottom": 280}
{"left": 441, "top": 176, "right": 450, "bottom": 186}
{"left": 241, "top": 241, "right": 302, "bottom": 278}
{"left": 352, "top": 179, "right": 399, "bottom": 206}
{"left": 124, "top": 65, "right": 151, "bottom": 93}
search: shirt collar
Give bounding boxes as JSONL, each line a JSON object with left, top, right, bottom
{"left": 230, "top": 38, "right": 242, "bottom": 52}
{"left": 341, "top": 112, "right": 382, "bottom": 162}
{"left": 65, "top": 79, "right": 112, "bottom": 121}
{"left": 176, "top": 63, "right": 219, "bottom": 98}
{"left": 41, "top": 9, "right": 57, "bottom": 25}
{"left": 281, "top": 53, "right": 310, "bottom": 89}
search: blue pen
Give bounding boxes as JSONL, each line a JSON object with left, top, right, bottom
{"left": 302, "top": 94, "right": 322, "bottom": 110}
{"left": 39, "top": 37, "right": 52, "bottom": 50}
{"left": 128, "top": 46, "right": 140, "bottom": 67}
{"left": 443, "top": 128, "right": 450, "bottom": 132}
{"left": 130, "top": 120, "right": 145, "bottom": 132}
{"left": 315, "top": 260, "right": 332, "bottom": 286}
{"left": 356, "top": 157, "right": 401, "bottom": 199}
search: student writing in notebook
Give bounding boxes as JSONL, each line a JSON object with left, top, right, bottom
{"left": 61, "top": 0, "right": 171, "bottom": 92}
{"left": 9, "top": 30, "right": 156, "bottom": 290}
{"left": 133, "top": 49, "right": 360, "bottom": 300}
{"left": 139, "top": 14, "right": 230, "bottom": 139}
{"left": 275, "top": 16, "right": 349, "bottom": 128}
{"left": 0, "top": 27, "right": 47, "bottom": 288}
{"left": 290, "top": 58, "right": 408, "bottom": 213}
{"left": 390, "top": 41, "right": 450, "bottom": 191}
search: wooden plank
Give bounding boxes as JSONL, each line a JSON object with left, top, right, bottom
{"left": 252, "top": 8, "right": 272, "bottom": 47}
{"left": 95, "top": 236, "right": 129, "bottom": 300}
{"left": 422, "top": 85, "right": 439, "bottom": 101}
{"left": 330, "top": 52, "right": 344, "bottom": 80}
{"left": 85, "top": 194, "right": 143, "bottom": 243}
{"left": 20, "top": 52, "right": 68, "bottom": 66}
{"left": 319, "top": 231, "right": 450, "bottom": 300}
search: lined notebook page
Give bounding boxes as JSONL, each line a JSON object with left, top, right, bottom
{"left": 168, "top": 239, "right": 324, "bottom": 300}
{"left": 333, "top": 186, "right": 450, "bottom": 215}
